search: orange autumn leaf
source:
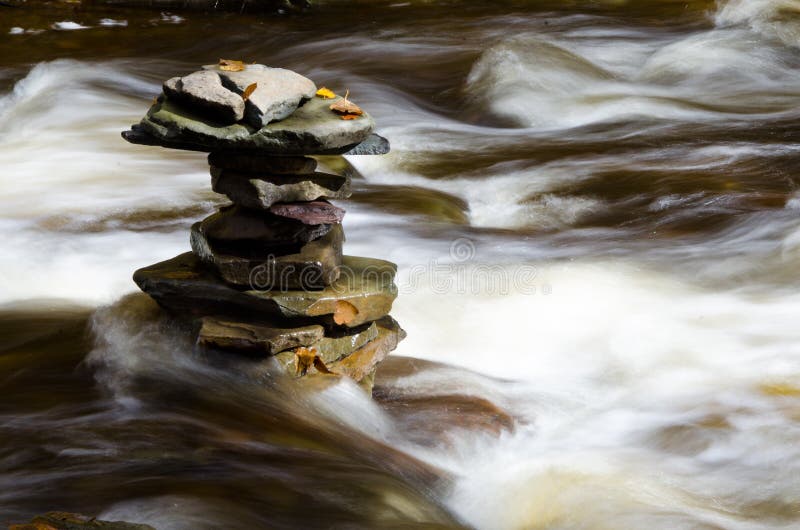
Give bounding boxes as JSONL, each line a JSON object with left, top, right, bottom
{"left": 316, "top": 87, "right": 336, "bottom": 99}
{"left": 242, "top": 82, "right": 258, "bottom": 102}
{"left": 340, "top": 114, "right": 360, "bottom": 120}
{"left": 219, "top": 58, "right": 245, "bottom": 72}
{"left": 333, "top": 300, "right": 359, "bottom": 325}
{"left": 293, "top": 346, "right": 335, "bottom": 376}
{"left": 330, "top": 89, "right": 363, "bottom": 117}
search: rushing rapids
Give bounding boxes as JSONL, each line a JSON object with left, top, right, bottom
{"left": 2, "top": 1, "right": 800, "bottom": 528}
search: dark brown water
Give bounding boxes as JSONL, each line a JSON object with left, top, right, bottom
{"left": 2, "top": 1, "right": 800, "bottom": 528}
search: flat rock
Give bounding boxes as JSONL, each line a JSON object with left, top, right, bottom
{"left": 205, "top": 64, "right": 316, "bottom": 128}
{"left": 163, "top": 70, "right": 244, "bottom": 124}
{"left": 208, "top": 152, "right": 317, "bottom": 174}
{"left": 211, "top": 168, "right": 350, "bottom": 209}
{"left": 270, "top": 200, "right": 345, "bottom": 225}
{"left": 133, "top": 252, "right": 397, "bottom": 328}
{"left": 198, "top": 205, "right": 331, "bottom": 255}
{"left": 10, "top": 512, "right": 155, "bottom": 530}
{"left": 137, "top": 95, "right": 374, "bottom": 154}
{"left": 196, "top": 317, "right": 324, "bottom": 355}
{"left": 123, "top": 125, "right": 389, "bottom": 156}
{"left": 192, "top": 222, "right": 344, "bottom": 289}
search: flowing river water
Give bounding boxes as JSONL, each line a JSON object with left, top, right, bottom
{"left": 2, "top": 1, "right": 800, "bottom": 528}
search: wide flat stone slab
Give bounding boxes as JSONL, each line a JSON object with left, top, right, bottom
{"left": 211, "top": 168, "right": 351, "bottom": 209}
{"left": 196, "top": 317, "right": 324, "bottom": 355}
{"left": 133, "top": 252, "right": 397, "bottom": 328}
{"left": 192, "top": 222, "right": 344, "bottom": 289}
{"left": 206, "top": 64, "right": 317, "bottom": 128}
{"left": 123, "top": 125, "right": 389, "bottom": 156}
{"left": 136, "top": 94, "right": 374, "bottom": 154}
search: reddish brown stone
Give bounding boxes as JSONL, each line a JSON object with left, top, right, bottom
{"left": 269, "top": 200, "right": 345, "bottom": 225}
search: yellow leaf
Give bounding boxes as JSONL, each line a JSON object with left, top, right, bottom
{"left": 316, "top": 87, "right": 336, "bottom": 99}
{"left": 242, "top": 82, "right": 257, "bottom": 102}
{"left": 219, "top": 58, "right": 245, "bottom": 72}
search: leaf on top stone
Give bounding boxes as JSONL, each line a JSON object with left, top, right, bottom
{"left": 330, "top": 90, "right": 363, "bottom": 120}
{"left": 242, "top": 82, "right": 258, "bottom": 102}
{"left": 316, "top": 87, "right": 336, "bottom": 99}
{"left": 219, "top": 59, "right": 246, "bottom": 72}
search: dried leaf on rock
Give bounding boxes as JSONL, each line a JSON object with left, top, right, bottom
{"left": 316, "top": 87, "right": 336, "bottom": 99}
{"left": 242, "top": 82, "right": 258, "bottom": 102}
{"left": 333, "top": 300, "right": 359, "bottom": 325}
{"left": 294, "top": 346, "right": 335, "bottom": 376}
{"left": 219, "top": 59, "right": 245, "bottom": 72}
{"left": 330, "top": 89, "right": 363, "bottom": 120}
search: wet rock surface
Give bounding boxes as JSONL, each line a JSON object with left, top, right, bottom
{"left": 211, "top": 168, "right": 351, "bottom": 209}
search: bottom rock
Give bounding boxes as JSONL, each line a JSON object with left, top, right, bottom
{"left": 10, "top": 512, "right": 155, "bottom": 530}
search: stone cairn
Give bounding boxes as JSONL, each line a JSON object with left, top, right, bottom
{"left": 122, "top": 60, "right": 403, "bottom": 393}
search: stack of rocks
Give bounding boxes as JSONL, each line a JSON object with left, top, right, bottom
{"left": 123, "top": 61, "right": 402, "bottom": 392}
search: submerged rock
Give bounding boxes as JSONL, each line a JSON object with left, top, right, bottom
{"left": 133, "top": 252, "right": 397, "bottom": 328}
{"left": 163, "top": 70, "right": 245, "bottom": 124}
{"left": 197, "top": 316, "right": 325, "bottom": 355}
{"left": 206, "top": 64, "right": 317, "bottom": 128}
{"left": 211, "top": 168, "right": 351, "bottom": 209}
{"left": 191, "top": 221, "right": 344, "bottom": 289}
{"left": 138, "top": 95, "right": 374, "bottom": 154}
{"left": 10, "top": 512, "right": 155, "bottom": 530}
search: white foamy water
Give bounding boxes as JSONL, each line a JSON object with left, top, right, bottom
{"left": 3, "top": 1, "right": 800, "bottom": 526}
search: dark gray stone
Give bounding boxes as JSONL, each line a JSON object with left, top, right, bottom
{"left": 191, "top": 222, "right": 344, "bottom": 289}
{"left": 211, "top": 168, "right": 351, "bottom": 209}
{"left": 208, "top": 152, "right": 317, "bottom": 174}
{"left": 162, "top": 70, "right": 244, "bottom": 124}
{"left": 133, "top": 253, "right": 397, "bottom": 328}
{"left": 198, "top": 205, "right": 331, "bottom": 256}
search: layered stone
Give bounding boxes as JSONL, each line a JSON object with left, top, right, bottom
{"left": 208, "top": 152, "right": 317, "bottom": 174}
{"left": 274, "top": 317, "right": 405, "bottom": 382}
{"left": 197, "top": 205, "right": 331, "bottom": 254}
{"left": 163, "top": 70, "right": 245, "bottom": 124}
{"left": 136, "top": 95, "right": 374, "bottom": 154}
{"left": 196, "top": 317, "right": 324, "bottom": 355}
{"left": 133, "top": 252, "right": 397, "bottom": 328}
{"left": 205, "top": 64, "right": 317, "bottom": 128}
{"left": 211, "top": 168, "right": 350, "bottom": 209}
{"left": 191, "top": 221, "right": 344, "bottom": 289}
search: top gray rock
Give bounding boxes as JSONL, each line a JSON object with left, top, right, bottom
{"left": 205, "top": 64, "right": 317, "bottom": 128}
{"left": 163, "top": 70, "right": 245, "bottom": 124}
